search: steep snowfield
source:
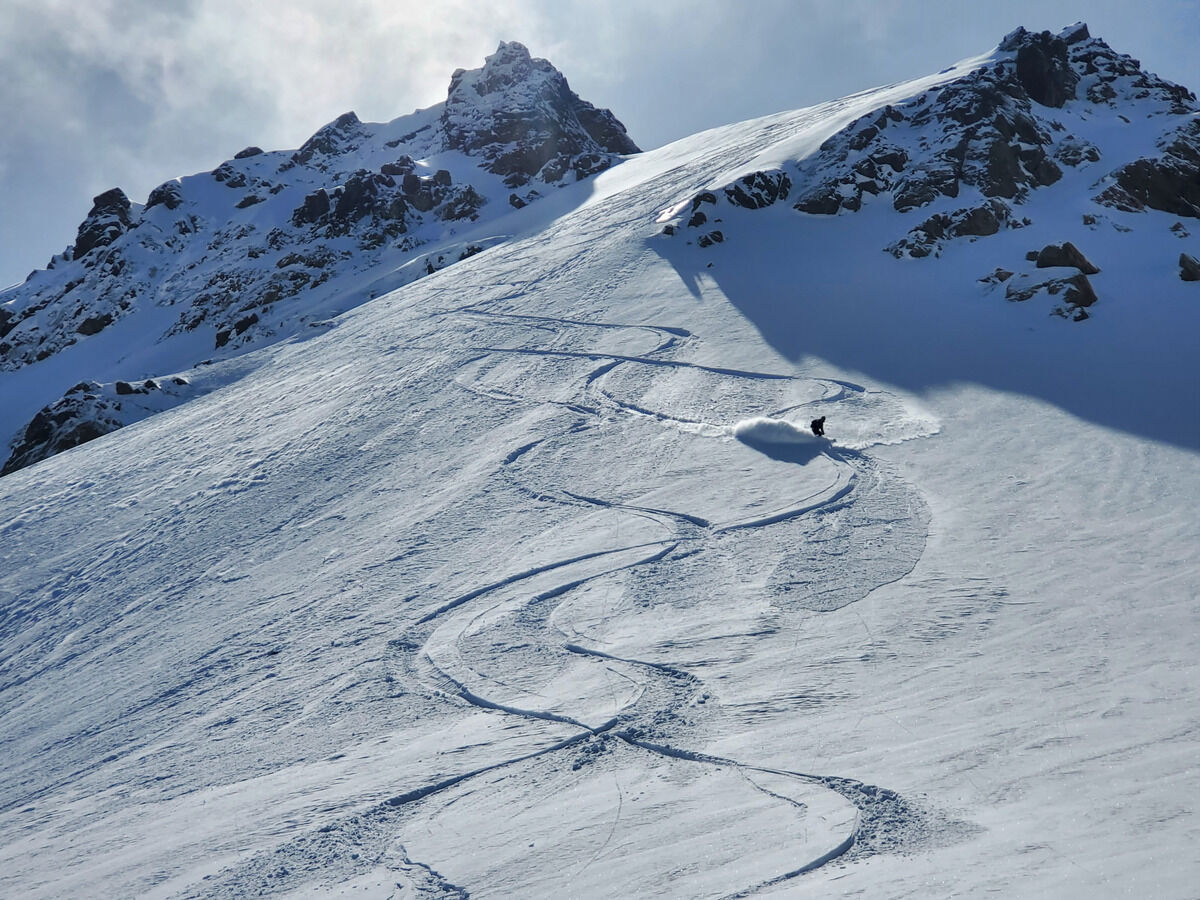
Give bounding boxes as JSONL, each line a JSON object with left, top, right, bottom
{"left": 2, "top": 34, "right": 1199, "bottom": 900}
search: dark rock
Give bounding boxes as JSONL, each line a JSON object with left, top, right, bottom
{"left": 979, "top": 268, "right": 1014, "bottom": 284}
{"left": 724, "top": 170, "right": 792, "bottom": 209}
{"left": 293, "top": 112, "right": 362, "bottom": 166}
{"left": 1063, "top": 273, "right": 1098, "bottom": 307}
{"left": 1026, "top": 250, "right": 1041, "bottom": 261}
{"left": 661, "top": 224, "right": 676, "bottom": 236}
{"left": 692, "top": 192, "right": 716, "bottom": 211}
{"left": 794, "top": 187, "right": 844, "bottom": 216}
{"left": 291, "top": 189, "right": 331, "bottom": 226}
{"left": 687, "top": 211, "right": 707, "bottom": 228}
{"left": 212, "top": 163, "right": 247, "bottom": 188}
{"left": 571, "top": 152, "right": 613, "bottom": 179}
{"left": 436, "top": 186, "right": 486, "bottom": 221}
{"left": 509, "top": 193, "right": 527, "bottom": 209}
{"left": 234, "top": 313, "right": 259, "bottom": 335}
{"left": 956, "top": 203, "right": 1004, "bottom": 236}
{"left": 1180, "top": 253, "right": 1200, "bottom": 281}
{"left": 1012, "top": 31, "right": 1078, "bottom": 107}
{"left": 146, "top": 181, "right": 184, "bottom": 211}
{"left": 1055, "top": 137, "right": 1101, "bottom": 167}
{"left": 441, "top": 42, "right": 639, "bottom": 187}
{"left": 114, "top": 380, "right": 137, "bottom": 395}
{"left": 73, "top": 188, "right": 134, "bottom": 259}
{"left": 1006, "top": 272, "right": 1097, "bottom": 312}
{"left": 76, "top": 313, "right": 114, "bottom": 336}
{"left": 331, "top": 171, "right": 403, "bottom": 223}
{"left": 1096, "top": 120, "right": 1200, "bottom": 217}
{"left": 697, "top": 231, "right": 724, "bottom": 248}
{"left": 235, "top": 194, "right": 264, "bottom": 209}
{"left": 1036, "top": 241, "right": 1100, "bottom": 274}
{"left": 893, "top": 167, "right": 958, "bottom": 212}
{"left": 234, "top": 146, "right": 264, "bottom": 159}
{"left": 886, "top": 199, "right": 1016, "bottom": 257}
{"left": 381, "top": 156, "right": 416, "bottom": 176}
{"left": 433, "top": 169, "right": 452, "bottom": 186}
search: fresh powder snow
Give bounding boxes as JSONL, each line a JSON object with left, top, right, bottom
{"left": 1, "top": 25, "right": 1199, "bottom": 900}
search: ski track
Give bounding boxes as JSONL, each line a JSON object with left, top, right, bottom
{"left": 180, "top": 304, "right": 941, "bottom": 898}
{"left": 155, "top": 122, "right": 946, "bottom": 898}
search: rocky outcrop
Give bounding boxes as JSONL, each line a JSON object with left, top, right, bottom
{"left": 1003, "top": 271, "right": 1098, "bottom": 320}
{"left": 1035, "top": 241, "right": 1100, "bottom": 274}
{"left": 146, "top": 181, "right": 184, "bottom": 211}
{"left": 1095, "top": 119, "right": 1200, "bottom": 218}
{"left": 887, "top": 199, "right": 1026, "bottom": 258}
{"left": 1001, "top": 26, "right": 1079, "bottom": 107}
{"left": 3, "top": 383, "right": 123, "bottom": 475}
{"left": 292, "top": 112, "right": 364, "bottom": 167}
{"left": 1181, "top": 253, "right": 1200, "bottom": 281}
{"left": 72, "top": 188, "right": 136, "bottom": 260}
{"left": 724, "top": 171, "right": 792, "bottom": 209}
{"left": 2, "top": 377, "right": 195, "bottom": 475}
{"left": 441, "top": 41, "right": 639, "bottom": 187}
{"left": 787, "top": 24, "right": 1196, "bottom": 231}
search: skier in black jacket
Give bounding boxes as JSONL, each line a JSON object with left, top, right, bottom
{"left": 810, "top": 416, "right": 826, "bottom": 437}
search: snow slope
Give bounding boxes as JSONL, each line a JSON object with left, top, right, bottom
{"left": 1, "top": 26, "right": 1199, "bottom": 899}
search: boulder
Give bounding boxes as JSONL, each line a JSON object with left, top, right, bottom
{"left": 234, "top": 146, "right": 264, "bottom": 159}
{"left": 1036, "top": 241, "right": 1101, "bottom": 274}
{"left": 1063, "top": 273, "right": 1098, "bottom": 307}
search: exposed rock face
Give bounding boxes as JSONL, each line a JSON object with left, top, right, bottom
{"left": 1036, "top": 241, "right": 1100, "bottom": 274}
{"left": 1003, "top": 27, "right": 1079, "bottom": 107}
{"left": 659, "top": 22, "right": 1193, "bottom": 327}
{"left": 2, "top": 383, "right": 122, "bottom": 475}
{"left": 72, "top": 188, "right": 135, "bottom": 260}
{"left": 1095, "top": 120, "right": 1200, "bottom": 218}
{"left": 1004, "top": 271, "right": 1097, "bottom": 320}
{"left": 785, "top": 24, "right": 1195, "bottom": 225}
{"left": 441, "top": 41, "right": 639, "bottom": 187}
{"left": 887, "top": 199, "right": 1026, "bottom": 258}
{"left": 725, "top": 171, "right": 792, "bottom": 209}
{"left": 1181, "top": 253, "right": 1200, "bottom": 281}
{"left": 2, "top": 377, "right": 196, "bottom": 475}
{"left": 146, "top": 181, "right": 184, "bottom": 211}
{"left": 292, "top": 112, "right": 364, "bottom": 167}
{"left": 0, "top": 41, "right": 645, "bottom": 473}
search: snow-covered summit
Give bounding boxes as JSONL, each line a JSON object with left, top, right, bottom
{"left": 442, "top": 41, "right": 640, "bottom": 186}
{"left": 665, "top": 22, "right": 1198, "bottom": 322}
{"left": 0, "top": 42, "right": 640, "bottom": 474}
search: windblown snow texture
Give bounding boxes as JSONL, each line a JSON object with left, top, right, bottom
{"left": 1, "top": 23, "right": 1199, "bottom": 900}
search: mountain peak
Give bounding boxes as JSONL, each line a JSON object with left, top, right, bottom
{"left": 442, "top": 41, "right": 640, "bottom": 187}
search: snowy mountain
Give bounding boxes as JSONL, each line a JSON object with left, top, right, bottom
{"left": 2, "top": 25, "right": 1199, "bottom": 899}
{"left": 0, "top": 41, "right": 637, "bottom": 474}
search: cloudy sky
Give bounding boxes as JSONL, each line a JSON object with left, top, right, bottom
{"left": 1, "top": 0, "right": 1196, "bottom": 288}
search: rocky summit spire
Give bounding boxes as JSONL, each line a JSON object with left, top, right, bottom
{"left": 441, "top": 41, "right": 640, "bottom": 188}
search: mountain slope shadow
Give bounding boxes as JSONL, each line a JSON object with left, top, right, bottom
{"left": 651, "top": 224, "right": 1200, "bottom": 451}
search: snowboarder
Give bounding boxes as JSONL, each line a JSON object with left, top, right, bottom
{"left": 810, "top": 416, "right": 826, "bottom": 437}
